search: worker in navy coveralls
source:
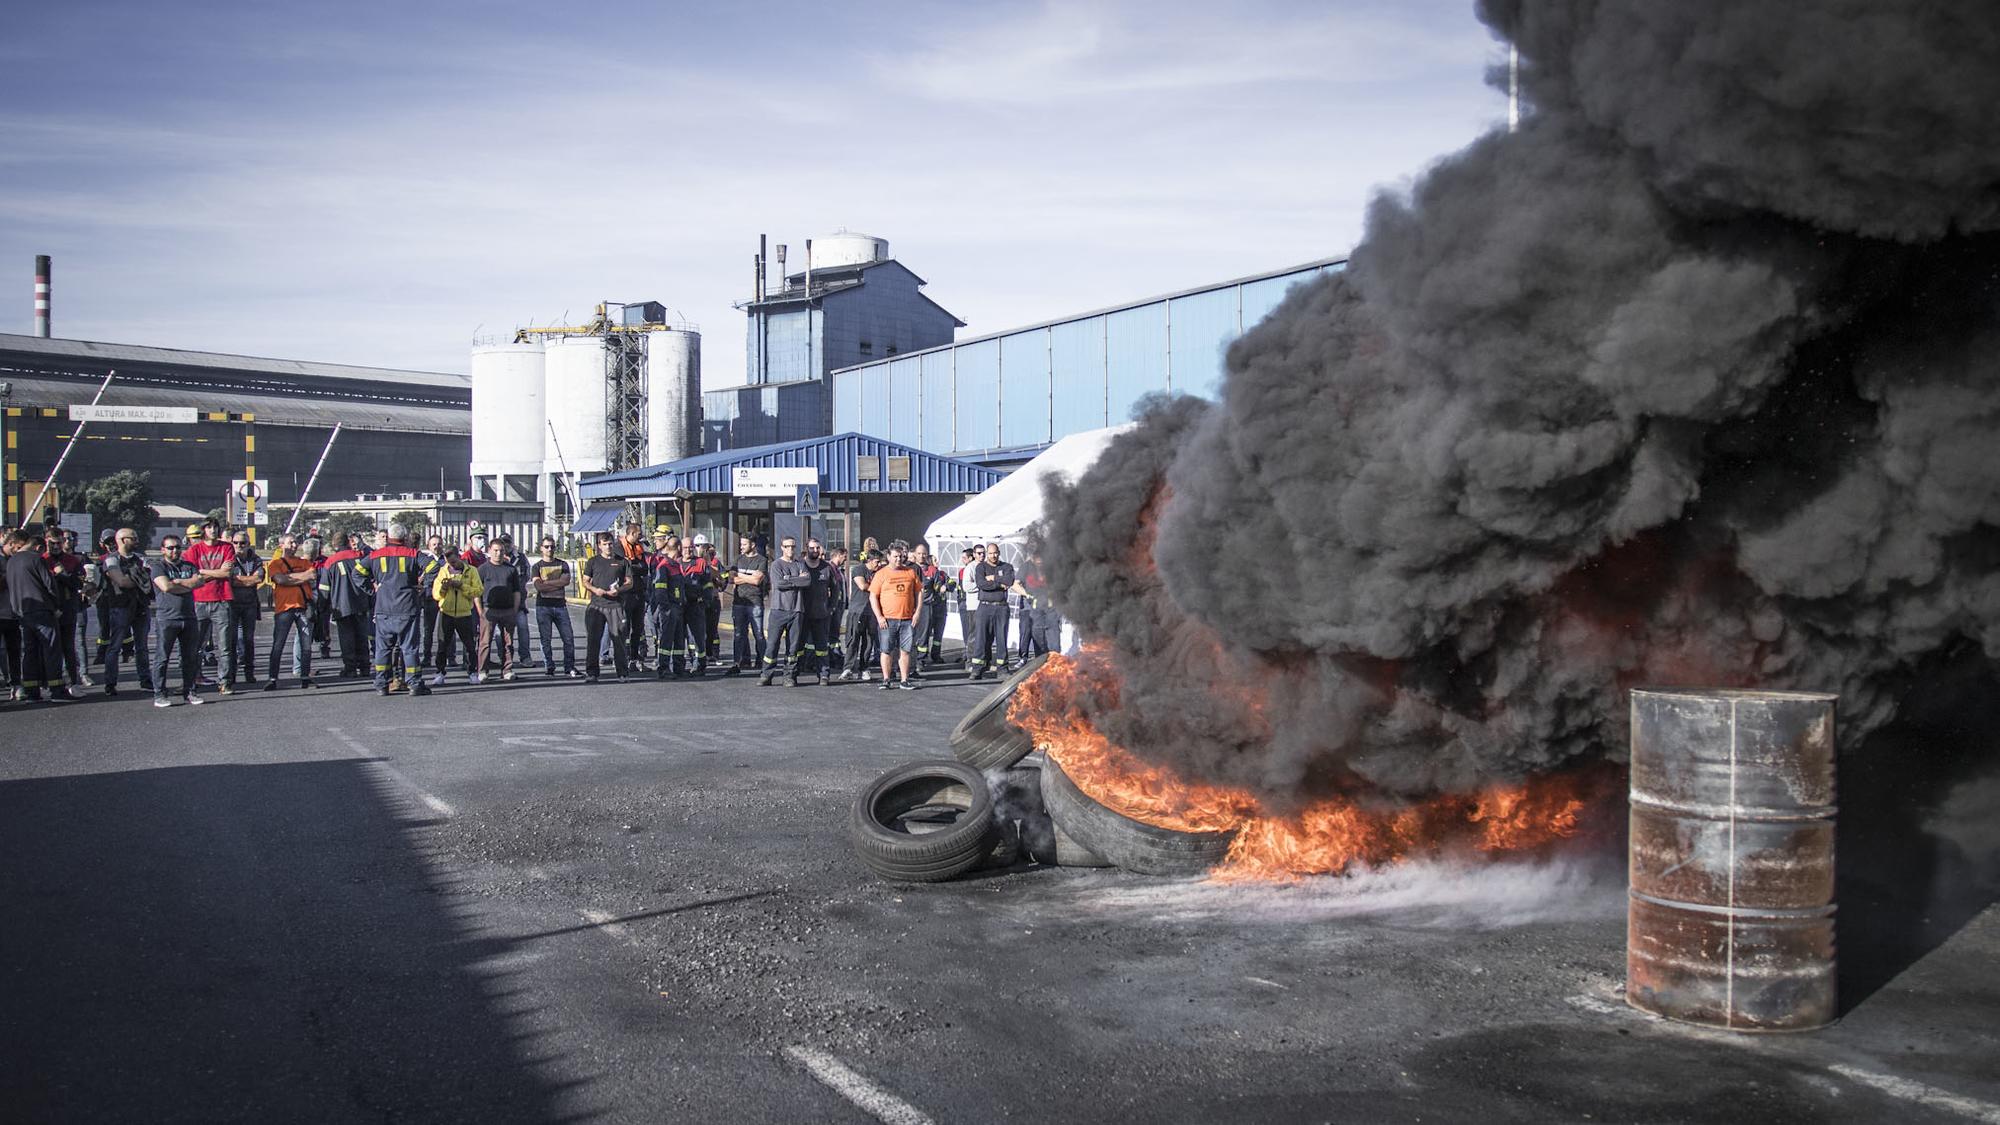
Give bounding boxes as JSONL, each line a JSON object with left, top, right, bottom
{"left": 359, "top": 522, "right": 430, "bottom": 697}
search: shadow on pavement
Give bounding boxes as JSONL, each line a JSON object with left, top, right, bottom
{"left": 0, "top": 760, "right": 585, "bottom": 1124}
{"left": 1838, "top": 645, "right": 2000, "bottom": 1013}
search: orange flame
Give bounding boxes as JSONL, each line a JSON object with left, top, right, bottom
{"left": 1011, "top": 651, "right": 1615, "bottom": 882}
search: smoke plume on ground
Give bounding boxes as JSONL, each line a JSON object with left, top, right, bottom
{"left": 1038, "top": 0, "right": 2000, "bottom": 805}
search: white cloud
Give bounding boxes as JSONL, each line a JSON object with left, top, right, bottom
{"left": 0, "top": 1, "right": 1505, "bottom": 398}
{"left": 884, "top": 0, "right": 1493, "bottom": 104}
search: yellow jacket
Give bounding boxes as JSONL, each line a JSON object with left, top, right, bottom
{"left": 432, "top": 564, "right": 484, "bottom": 617}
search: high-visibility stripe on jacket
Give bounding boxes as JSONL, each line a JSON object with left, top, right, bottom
{"left": 361, "top": 545, "right": 424, "bottom": 618}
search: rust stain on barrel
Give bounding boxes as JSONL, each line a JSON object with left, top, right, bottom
{"left": 1627, "top": 688, "right": 1838, "bottom": 1032}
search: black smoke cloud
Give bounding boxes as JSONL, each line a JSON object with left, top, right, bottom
{"left": 1037, "top": 0, "right": 2000, "bottom": 805}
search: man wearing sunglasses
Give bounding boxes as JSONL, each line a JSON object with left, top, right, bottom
{"left": 227, "top": 531, "right": 265, "bottom": 687}
{"left": 149, "top": 535, "right": 206, "bottom": 706}
{"left": 532, "top": 537, "right": 581, "bottom": 678}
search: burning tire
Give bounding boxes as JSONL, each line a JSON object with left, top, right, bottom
{"left": 1019, "top": 812, "right": 1113, "bottom": 868}
{"left": 849, "top": 761, "right": 999, "bottom": 883}
{"left": 949, "top": 655, "right": 1051, "bottom": 770}
{"left": 1040, "top": 754, "right": 1236, "bottom": 877}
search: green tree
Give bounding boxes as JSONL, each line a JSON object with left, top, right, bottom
{"left": 76, "top": 470, "right": 160, "bottom": 545}
{"left": 387, "top": 509, "right": 433, "bottom": 540}
{"left": 298, "top": 509, "right": 377, "bottom": 549}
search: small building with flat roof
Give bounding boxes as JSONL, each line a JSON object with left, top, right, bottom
{"left": 575, "top": 432, "right": 1000, "bottom": 557}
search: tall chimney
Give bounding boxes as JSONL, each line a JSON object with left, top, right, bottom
{"left": 754, "top": 253, "right": 764, "bottom": 303}
{"left": 34, "top": 255, "right": 50, "bottom": 337}
{"left": 758, "top": 234, "right": 768, "bottom": 301}
{"left": 776, "top": 243, "right": 788, "bottom": 287}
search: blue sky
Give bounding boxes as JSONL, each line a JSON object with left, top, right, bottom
{"left": 0, "top": 0, "right": 1506, "bottom": 385}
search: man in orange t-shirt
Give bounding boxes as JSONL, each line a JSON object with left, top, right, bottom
{"left": 868, "top": 540, "right": 923, "bottom": 690}
{"left": 263, "top": 533, "right": 319, "bottom": 690}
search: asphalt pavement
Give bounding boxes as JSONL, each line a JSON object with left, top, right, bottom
{"left": 2, "top": 621, "right": 1996, "bottom": 1124}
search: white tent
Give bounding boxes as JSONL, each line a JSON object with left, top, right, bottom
{"left": 925, "top": 423, "right": 1132, "bottom": 564}
{"left": 925, "top": 424, "right": 1131, "bottom": 647}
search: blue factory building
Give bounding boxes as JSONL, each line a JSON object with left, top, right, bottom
{"left": 832, "top": 256, "right": 1345, "bottom": 466}
{"left": 703, "top": 232, "right": 963, "bottom": 453}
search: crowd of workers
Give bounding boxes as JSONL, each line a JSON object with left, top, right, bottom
{"left": 0, "top": 516, "right": 1062, "bottom": 709}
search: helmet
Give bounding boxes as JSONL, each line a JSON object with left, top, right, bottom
{"left": 692, "top": 533, "right": 710, "bottom": 546}
{"left": 655, "top": 524, "right": 672, "bottom": 535}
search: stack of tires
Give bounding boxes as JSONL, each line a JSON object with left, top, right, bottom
{"left": 849, "top": 655, "right": 1238, "bottom": 882}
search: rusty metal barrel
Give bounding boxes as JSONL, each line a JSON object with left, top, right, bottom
{"left": 1626, "top": 688, "right": 1837, "bottom": 1031}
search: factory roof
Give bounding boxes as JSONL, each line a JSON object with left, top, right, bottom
{"left": 829, "top": 254, "right": 1348, "bottom": 374}
{"left": 579, "top": 432, "right": 1003, "bottom": 500}
{"left": 0, "top": 374, "right": 469, "bottom": 434}
{"left": 0, "top": 333, "right": 468, "bottom": 393}
{"left": 740, "top": 260, "right": 966, "bottom": 327}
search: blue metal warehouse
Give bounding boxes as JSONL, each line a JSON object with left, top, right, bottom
{"left": 830, "top": 256, "right": 1345, "bottom": 466}
{"left": 576, "top": 432, "right": 1000, "bottom": 554}
{"left": 705, "top": 235, "right": 964, "bottom": 453}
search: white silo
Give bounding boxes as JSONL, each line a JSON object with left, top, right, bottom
{"left": 470, "top": 341, "right": 546, "bottom": 503}
{"left": 544, "top": 336, "right": 609, "bottom": 476}
{"left": 812, "top": 231, "right": 889, "bottom": 269}
{"left": 646, "top": 327, "right": 701, "bottom": 466}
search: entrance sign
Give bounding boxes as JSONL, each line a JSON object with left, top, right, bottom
{"left": 732, "top": 466, "right": 818, "bottom": 497}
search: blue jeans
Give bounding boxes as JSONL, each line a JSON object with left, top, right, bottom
{"left": 198, "top": 601, "right": 236, "bottom": 682}
{"left": 154, "top": 618, "right": 200, "bottom": 698}
{"left": 269, "top": 608, "right": 313, "bottom": 680}
{"left": 103, "top": 606, "right": 153, "bottom": 691}
{"left": 229, "top": 603, "right": 258, "bottom": 681}
{"left": 733, "top": 600, "right": 765, "bottom": 666}
{"left": 878, "top": 618, "right": 916, "bottom": 653}
{"left": 536, "top": 605, "right": 576, "bottom": 671}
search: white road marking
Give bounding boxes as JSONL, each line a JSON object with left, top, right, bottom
{"left": 580, "top": 909, "right": 637, "bottom": 947}
{"left": 1244, "top": 976, "right": 1289, "bottom": 990}
{"left": 1566, "top": 992, "right": 2000, "bottom": 1120}
{"left": 325, "top": 727, "right": 455, "bottom": 818}
{"left": 783, "top": 1046, "right": 936, "bottom": 1125}
{"left": 369, "top": 714, "right": 672, "bottom": 733}
{"left": 1828, "top": 1064, "right": 2000, "bottom": 1123}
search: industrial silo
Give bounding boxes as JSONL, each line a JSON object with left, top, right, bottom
{"left": 470, "top": 341, "right": 546, "bottom": 503}
{"left": 646, "top": 327, "right": 701, "bottom": 466}
{"left": 811, "top": 231, "right": 888, "bottom": 269}
{"left": 544, "top": 336, "right": 609, "bottom": 477}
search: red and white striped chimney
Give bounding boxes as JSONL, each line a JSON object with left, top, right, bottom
{"left": 34, "top": 255, "right": 50, "bottom": 337}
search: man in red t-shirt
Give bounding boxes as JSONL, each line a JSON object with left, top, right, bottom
{"left": 183, "top": 519, "right": 239, "bottom": 693}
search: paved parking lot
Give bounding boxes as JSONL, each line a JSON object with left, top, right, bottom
{"left": 3, "top": 628, "right": 1997, "bottom": 1124}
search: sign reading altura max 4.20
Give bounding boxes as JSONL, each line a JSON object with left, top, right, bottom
{"left": 68, "top": 405, "right": 199, "bottom": 424}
